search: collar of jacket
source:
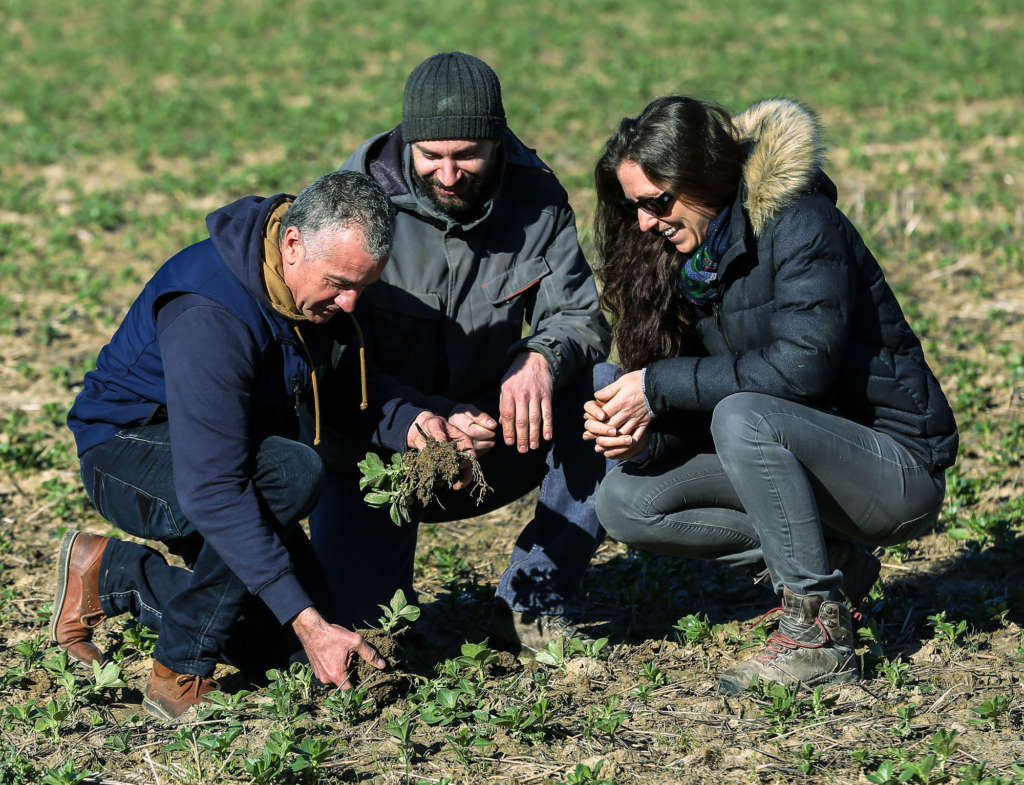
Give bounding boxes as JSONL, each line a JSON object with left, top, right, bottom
{"left": 732, "top": 98, "right": 826, "bottom": 236}
{"left": 261, "top": 198, "right": 306, "bottom": 321}
{"left": 715, "top": 98, "right": 835, "bottom": 282}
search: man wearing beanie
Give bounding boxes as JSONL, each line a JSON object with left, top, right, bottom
{"left": 313, "top": 52, "right": 612, "bottom": 651}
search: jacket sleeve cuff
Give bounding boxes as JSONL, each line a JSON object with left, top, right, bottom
{"left": 257, "top": 570, "right": 312, "bottom": 625}
{"left": 644, "top": 356, "right": 700, "bottom": 414}
{"left": 510, "top": 337, "right": 568, "bottom": 389}
{"left": 639, "top": 368, "right": 655, "bottom": 418}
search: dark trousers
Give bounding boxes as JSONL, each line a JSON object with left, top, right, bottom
{"left": 309, "top": 364, "right": 616, "bottom": 628}
{"left": 79, "top": 422, "right": 325, "bottom": 677}
{"left": 596, "top": 392, "right": 946, "bottom": 599}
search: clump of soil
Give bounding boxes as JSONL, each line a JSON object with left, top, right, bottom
{"left": 402, "top": 434, "right": 491, "bottom": 507}
{"left": 351, "top": 628, "right": 410, "bottom": 708}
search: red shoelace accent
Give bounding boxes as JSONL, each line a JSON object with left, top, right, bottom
{"left": 755, "top": 621, "right": 828, "bottom": 663}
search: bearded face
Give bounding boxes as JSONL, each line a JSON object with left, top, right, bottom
{"left": 410, "top": 139, "right": 501, "bottom": 221}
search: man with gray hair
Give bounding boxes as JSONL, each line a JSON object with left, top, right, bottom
{"left": 314, "top": 52, "right": 612, "bottom": 651}
{"left": 57, "top": 171, "right": 467, "bottom": 719}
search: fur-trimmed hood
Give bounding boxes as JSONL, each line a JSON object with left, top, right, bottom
{"left": 733, "top": 99, "right": 824, "bottom": 235}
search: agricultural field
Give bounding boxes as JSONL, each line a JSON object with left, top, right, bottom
{"left": 1, "top": 0, "right": 1022, "bottom": 783}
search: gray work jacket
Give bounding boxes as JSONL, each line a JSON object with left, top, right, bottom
{"left": 339, "top": 127, "right": 610, "bottom": 441}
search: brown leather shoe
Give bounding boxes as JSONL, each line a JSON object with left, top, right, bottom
{"left": 51, "top": 531, "right": 109, "bottom": 665}
{"left": 143, "top": 660, "right": 220, "bottom": 721}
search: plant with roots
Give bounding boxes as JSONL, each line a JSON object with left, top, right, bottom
{"left": 358, "top": 434, "right": 491, "bottom": 525}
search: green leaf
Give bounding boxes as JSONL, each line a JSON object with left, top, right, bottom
{"left": 91, "top": 660, "right": 127, "bottom": 689}
{"left": 364, "top": 491, "right": 393, "bottom": 507}
{"left": 358, "top": 451, "right": 385, "bottom": 477}
{"left": 398, "top": 604, "right": 421, "bottom": 623}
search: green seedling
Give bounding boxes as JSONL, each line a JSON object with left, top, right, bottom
{"left": 955, "top": 762, "right": 1002, "bottom": 785}
{"left": 119, "top": 621, "right": 158, "bottom": 656}
{"left": 566, "top": 759, "right": 614, "bottom": 785}
{"left": 386, "top": 713, "right": 417, "bottom": 768}
{"left": 858, "top": 622, "right": 886, "bottom": 662}
{"left": 377, "top": 588, "right": 421, "bottom": 633}
{"left": 969, "top": 695, "right": 1011, "bottom": 731}
{"left": 324, "top": 684, "right": 372, "bottom": 725}
{"left": 425, "top": 543, "right": 472, "bottom": 585}
{"left": 493, "top": 697, "right": 552, "bottom": 744}
{"left": 865, "top": 759, "right": 900, "bottom": 785}
{"left": 926, "top": 612, "right": 967, "bottom": 648}
{"left": 444, "top": 727, "right": 491, "bottom": 765}
{"left": 418, "top": 687, "right": 473, "bottom": 726}
{"left": 673, "top": 612, "right": 712, "bottom": 644}
{"left": 910, "top": 754, "right": 948, "bottom": 785}
{"left": 262, "top": 667, "right": 310, "bottom": 725}
{"left": 289, "top": 738, "right": 332, "bottom": 779}
{"left": 630, "top": 659, "right": 667, "bottom": 703}
{"left": 534, "top": 636, "right": 568, "bottom": 670}
{"left": 33, "top": 698, "right": 71, "bottom": 740}
{"left": 891, "top": 703, "right": 917, "bottom": 739}
{"left": 90, "top": 660, "right": 127, "bottom": 692}
{"left": 567, "top": 635, "right": 609, "bottom": 660}
{"left": 640, "top": 660, "right": 666, "bottom": 686}
{"left": 40, "top": 761, "right": 94, "bottom": 785}
{"left": 876, "top": 656, "right": 912, "bottom": 689}
{"left": 198, "top": 688, "right": 250, "bottom": 720}
{"left": 929, "top": 728, "right": 960, "bottom": 760}
{"left": 581, "top": 695, "right": 627, "bottom": 740}
{"left": 103, "top": 733, "right": 130, "bottom": 753}
{"left": 794, "top": 743, "right": 820, "bottom": 774}
{"left": 239, "top": 748, "right": 287, "bottom": 785}
{"left": 454, "top": 641, "right": 499, "bottom": 680}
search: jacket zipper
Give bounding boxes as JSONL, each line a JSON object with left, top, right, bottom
{"left": 713, "top": 301, "right": 737, "bottom": 357}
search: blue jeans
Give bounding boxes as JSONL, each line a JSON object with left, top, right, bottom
{"left": 79, "top": 422, "right": 325, "bottom": 677}
{"left": 596, "top": 392, "right": 946, "bottom": 599}
{"left": 309, "top": 364, "right": 616, "bottom": 627}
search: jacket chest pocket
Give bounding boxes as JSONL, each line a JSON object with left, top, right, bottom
{"left": 480, "top": 256, "right": 551, "bottom": 307}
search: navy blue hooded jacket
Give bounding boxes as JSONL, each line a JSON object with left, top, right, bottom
{"left": 68, "top": 194, "right": 405, "bottom": 623}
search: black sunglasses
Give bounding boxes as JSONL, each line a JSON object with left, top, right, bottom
{"left": 621, "top": 189, "right": 677, "bottom": 218}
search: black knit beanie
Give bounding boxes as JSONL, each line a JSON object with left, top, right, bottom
{"left": 402, "top": 52, "right": 506, "bottom": 143}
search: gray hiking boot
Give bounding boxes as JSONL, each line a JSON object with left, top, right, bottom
{"left": 489, "top": 602, "right": 590, "bottom": 654}
{"left": 718, "top": 587, "right": 859, "bottom": 695}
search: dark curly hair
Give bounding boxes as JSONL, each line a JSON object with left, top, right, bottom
{"left": 594, "top": 97, "right": 743, "bottom": 370}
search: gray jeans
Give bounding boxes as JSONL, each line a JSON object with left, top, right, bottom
{"left": 595, "top": 392, "right": 946, "bottom": 598}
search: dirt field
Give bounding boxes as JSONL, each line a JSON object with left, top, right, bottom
{"left": 2, "top": 3, "right": 1023, "bottom": 782}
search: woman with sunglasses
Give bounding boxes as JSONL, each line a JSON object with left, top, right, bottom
{"left": 584, "top": 96, "right": 957, "bottom": 693}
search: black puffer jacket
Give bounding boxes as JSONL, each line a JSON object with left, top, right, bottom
{"left": 644, "top": 99, "right": 958, "bottom": 473}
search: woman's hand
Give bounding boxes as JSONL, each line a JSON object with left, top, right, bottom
{"left": 589, "top": 370, "right": 651, "bottom": 438}
{"left": 584, "top": 414, "right": 650, "bottom": 460}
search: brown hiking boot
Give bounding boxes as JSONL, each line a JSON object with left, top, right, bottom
{"left": 143, "top": 660, "right": 220, "bottom": 721}
{"left": 718, "top": 587, "right": 859, "bottom": 695}
{"left": 51, "top": 531, "right": 109, "bottom": 665}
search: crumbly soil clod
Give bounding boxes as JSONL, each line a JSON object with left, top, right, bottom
{"left": 401, "top": 436, "right": 492, "bottom": 508}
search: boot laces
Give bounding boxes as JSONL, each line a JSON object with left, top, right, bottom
{"left": 755, "top": 620, "right": 828, "bottom": 663}
{"left": 175, "top": 673, "right": 219, "bottom": 698}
